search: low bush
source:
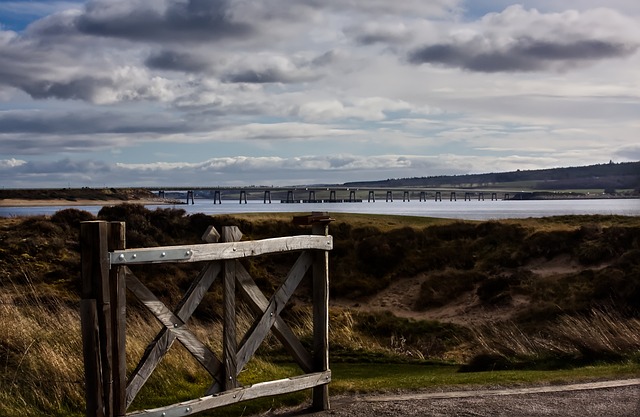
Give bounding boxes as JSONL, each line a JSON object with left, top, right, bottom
{"left": 414, "top": 270, "right": 487, "bottom": 310}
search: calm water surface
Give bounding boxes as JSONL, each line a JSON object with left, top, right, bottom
{"left": 1, "top": 198, "right": 639, "bottom": 220}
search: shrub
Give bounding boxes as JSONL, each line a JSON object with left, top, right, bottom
{"left": 414, "top": 270, "right": 486, "bottom": 310}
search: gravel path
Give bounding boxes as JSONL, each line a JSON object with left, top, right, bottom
{"left": 256, "top": 379, "right": 640, "bottom": 417}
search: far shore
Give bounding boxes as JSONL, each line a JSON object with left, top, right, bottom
{"left": 0, "top": 198, "right": 183, "bottom": 208}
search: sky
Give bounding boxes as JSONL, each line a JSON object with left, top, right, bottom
{"left": 1, "top": 0, "right": 640, "bottom": 188}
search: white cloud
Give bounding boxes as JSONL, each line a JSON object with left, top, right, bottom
{"left": 0, "top": 158, "right": 26, "bottom": 168}
{"left": 0, "top": 1, "right": 638, "bottom": 188}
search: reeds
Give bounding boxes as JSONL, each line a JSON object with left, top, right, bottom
{"left": 467, "top": 308, "right": 640, "bottom": 368}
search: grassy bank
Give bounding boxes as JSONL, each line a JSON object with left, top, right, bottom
{"left": 1, "top": 206, "right": 639, "bottom": 416}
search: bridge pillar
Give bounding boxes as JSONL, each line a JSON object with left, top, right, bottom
{"left": 239, "top": 190, "right": 247, "bottom": 204}
{"left": 349, "top": 190, "right": 356, "bottom": 202}
{"left": 286, "top": 190, "right": 295, "bottom": 203}
{"left": 386, "top": 191, "right": 393, "bottom": 202}
{"left": 491, "top": 192, "right": 497, "bottom": 201}
{"left": 403, "top": 191, "right": 410, "bottom": 202}
{"left": 450, "top": 192, "right": 456, "bottom": 201}
{"left": 158, "top": 190, "right": 165, "bottom": 199}
{"left": 464, "top": 192, "right": 471, "bottom": 201}
{"left": 213, "top": 190, "right": 222, "bottom": 204}
{"left": 187, "top": 190, "right": 195, "bottom": 204}
{"left": 478, "top": 192, "right": 485, "bottom": 201}
{"left": 504, "top": 193, "right": 510, "bottom": 200}
{"left": 308, "top": 190, "right": 316, "bottom": 202}
{"left": 419, "top": 191, "right": 426, "bottom": 202}
{"left": 264, "top": 190, "right": 271, "bottom": 204}
{"left": 329, "top": 190, "right": 336, "bottom": 202}
{"left": 368, "top": 190, "right": 376, "bottom": 202}
{"left": 435, "top": 191, "right": 442, "bottom": 202}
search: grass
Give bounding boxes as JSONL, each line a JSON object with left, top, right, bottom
{"left": 1, "top": 209, "right": 640, "bottom": 416}
{"left": 329, "top": 361, "right": 640, "bottom": 394}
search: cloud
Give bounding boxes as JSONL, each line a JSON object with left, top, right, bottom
{"left": 75, "top": 0, "right": 254, "bottom": 43}
{"left": 221, "top": 54, "right": 322, "bottom": 84}
{"left": 296, "top": 97, "right": 411, "bottom": 122}
{"left": 145, "top": 49, "right": 216, "bottom": 73}
{"left": 345, "top": 22, "right": 412, "bottom": 45}
{"left": 0, "top": 109, "right": 189, "bottom": 135}
{"left": 408, "top": 38, "right": 638, "bottom": 72}
{"left": 0, "top": 158, "right": 26, "bottom": 168}
{"left": 407, "top": 5, "right": 640, "bottom": 72}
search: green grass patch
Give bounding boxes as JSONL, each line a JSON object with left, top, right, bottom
{"left": 329, "top": 361, "right": 640, "bottom": 394}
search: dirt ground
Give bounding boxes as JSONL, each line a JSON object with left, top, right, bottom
{"left": 256, "top": 379, "right": 640, "bottom": 417}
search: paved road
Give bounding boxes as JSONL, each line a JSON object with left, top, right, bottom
{"left": 258, "top": 379, "right": 640, "bottom": 417}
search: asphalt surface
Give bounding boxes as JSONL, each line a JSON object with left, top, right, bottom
{"left": 255, "top": 379, "right": 640, "bottom": 417}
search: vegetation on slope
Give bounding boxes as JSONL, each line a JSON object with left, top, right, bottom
{"left": 345, "top": 160, "right": 640, "bottom": 193}
{"left": 1, "top": 206, "right": 639, "bottom": 416}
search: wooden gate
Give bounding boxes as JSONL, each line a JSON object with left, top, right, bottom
{"left": 80, "top": 214, "right": 333, "bottom": 417}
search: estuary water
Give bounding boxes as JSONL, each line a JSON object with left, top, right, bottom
{"left": 1, "top": 198, "right": 639, "bottom": 221}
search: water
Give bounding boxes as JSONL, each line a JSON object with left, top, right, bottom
{"left": 1, "top": 198, "right": 639, "bottom": 220}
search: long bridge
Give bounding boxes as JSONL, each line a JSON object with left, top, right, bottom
{"left": 155, "top": 187, "right": 529, "bottom": 205}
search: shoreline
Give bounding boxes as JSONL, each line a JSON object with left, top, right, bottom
{"left": 0, "top": 198, "right": 183, "bottom": 208}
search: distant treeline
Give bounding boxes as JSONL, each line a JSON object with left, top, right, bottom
{"left": 0, "top": 187, "right": 156, "bottom": 201}
{"left": 344, "top": 161, "right": 640, "bottom": 191}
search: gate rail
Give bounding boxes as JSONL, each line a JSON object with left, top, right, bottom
{"left": 80, "top": 214, "right": 333, "bottom": 417}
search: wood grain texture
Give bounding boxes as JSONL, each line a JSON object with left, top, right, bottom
{"left": 111, "top": 235, "right": 333, "bottom": 265}
{"left": 126, "top": 371, "right": 331, "bottom": 417}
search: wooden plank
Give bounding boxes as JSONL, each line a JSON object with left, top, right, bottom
{"left": 235, "top": 265, "right": 313, "bottom": 373}
{"left": 111, "top": 235, "right": 333, "bottom": 265}
{"left": 81, "top": 221, "right": 112, "bottom": 417}
{"left": 312, "top": 222, "right": 330, "bottom": 411}
{"left": 80, "top": 298, "right": 104, "bottom": 417}
{"left": 108, "top": 222, "right": 127, "bottom": 417}
{"left": 236, "top": 252, "right": 313, "bottom": 372}
{"left": 222, "top": 226, "right": 240, "bottom": 391}
{"left": 124, "top": 269, "right": 222, "bottom": 377}
{"left": 125, "top": 262, "right": 223, "bottom": 407}
{"left": 127, "top": 371, "right": 331, "bottom": 417}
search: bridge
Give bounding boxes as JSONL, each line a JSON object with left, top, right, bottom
{"left": 154, "top": 187, "right": 525, "bottom": 205}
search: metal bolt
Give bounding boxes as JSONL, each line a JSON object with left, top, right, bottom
{"left": 270, "top": 312, "right": 273, "bottom": 317}
{"left": 161, "top": 252, "right": 166, "bottom": 257}
{"left": 161, "top": 413, "right": 166, "bottom": 417}
{"left": 118, "top": 254, "right": 125, "bottom": 261}
{"left": 229, "top": 376, "right": 233, "bottom": 380}
{"left": 185, "top": 250, "right": 192, "bottom": 256}
{"left": 232, "top": 247, "right": 237, "bottom": 251}
{"left": 132, "top": 254, "right": 137, "bottom": 259}
{"left": 173, "top": 323, "right": 178, "bottom": 328}
{"left": 186, "top": 407, "right": 191, "bottom": 413}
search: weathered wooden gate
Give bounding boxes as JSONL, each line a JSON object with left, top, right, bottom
{"left": 80, "top": 213, "right": 333, "bottom": 417}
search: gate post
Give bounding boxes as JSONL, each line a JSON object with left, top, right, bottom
{"left": 311, "top": 216, "right": 332, "bottom": 411}
{"left": 108, "top": 222, "right": 126, "bottom": 417}
{"left": 81, "top": 221, "right": 127, "bottom": 417}
{"left": 80, "top": 221, "right": 111, "bottom": 417}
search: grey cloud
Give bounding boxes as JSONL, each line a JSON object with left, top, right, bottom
{"left": 20, "top": 77, "right": 115, "bottom": 101}
{"left": 0, "top": 110, "right": 188, "bottom": 135}
{"left": 345, "top": 23, "right": 412, "bottom": 46}
{"left": 75, "top": 0, "right": 254, "bottom": 43}
{"left": 408, "top": 38, "right": 638, "bottom": 72}
{"left": 145, "top": 50, "right": 215, "bottom": 73}
{"left": 222, "top": 68, "right": 319, "bottom": 84}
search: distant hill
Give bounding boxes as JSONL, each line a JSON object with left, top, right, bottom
{"left": 344, "top": 161, "right": 640, "bottom": 193}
